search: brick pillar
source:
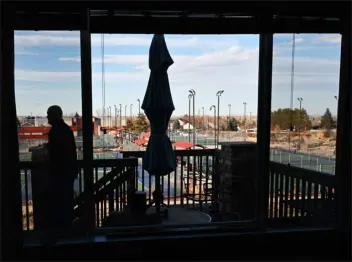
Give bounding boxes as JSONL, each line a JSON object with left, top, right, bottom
{"left": 218, "top": 141, "right": 257, "bottom": 220}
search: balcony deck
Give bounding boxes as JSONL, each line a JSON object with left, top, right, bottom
{"left": 19, "top": 148, "right": 336, "bottom": 233}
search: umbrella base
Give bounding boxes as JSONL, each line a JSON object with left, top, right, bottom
{"left": 102, "top": 207, "right": 168, "bottom": 227}
{"left": 146, "top": 206, "right": 169, "bottom": 221}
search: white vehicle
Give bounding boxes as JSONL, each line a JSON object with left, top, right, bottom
{"left": 246, "top": 128, "right": 257, "bottom": 134}
{"left": 180, "top": 132, "right": 189, "bottom": 137}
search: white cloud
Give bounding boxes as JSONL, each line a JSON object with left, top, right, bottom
{"left": 15, "top": 33, "right": 236, "bottom": 49}
{"left": 17, "top": 46, "right": 340, "bottom": 103}
{"left": 15, "top": 35, "right": 80, "bottom": 46}
{"left": 15, "top": 69, "right": 146, "bottom": 83}
{"left": 59, "top": 54, "right": 149, "bottom": 66}
{"left": 16, "top": 86, "right": 80, "bottom": 95}
{"left": 15, "top": 46, "right": 38, "bottom": 55}
{"left": 59, "top": 44, "right": 257, "bottom": 69}
{"left": 312, "top": 35, "right": 341, "bottom": 44}
{"left": 279, "top": 37, "right": 305, "bottom": 46}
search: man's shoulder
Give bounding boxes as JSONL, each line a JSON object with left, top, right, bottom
{"left": 50, "top": 121, "right": 72, "bottom": 134}
{"left": 62, "top": 122, "right": 74, "bottom": 134}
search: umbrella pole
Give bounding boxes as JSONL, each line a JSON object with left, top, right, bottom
{"left": 155, "top": 175, "right": 161, "bottom": 215}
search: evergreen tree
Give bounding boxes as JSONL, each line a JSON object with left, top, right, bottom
{"left": 133, "top": 114, "right": 149, "bottom": 133}
{"left": 228, "top": 118, "right": 239, "bottom": 131}
{"left": 126, "top": 118, "right": 134, "bottom": 131}
{"left": 321, "top": 108, "right": 333, "bottom": 130}
{"left": 271, "top": 108, "right": 311, "bottom": 130}
{"left": 321, "top": 108, "right": 334, "bottom": 137}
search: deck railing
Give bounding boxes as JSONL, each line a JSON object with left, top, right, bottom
{"left": 268, "top": 161, "right": 336, "bottom": 221}
{"left": 20, "top": 149, "right": 336, "bottom": 231}
{"left": 20, "top": 149, "right": 217, "bottom": 231}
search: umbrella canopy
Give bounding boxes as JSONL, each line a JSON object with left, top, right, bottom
{"left": 141, "top": 34, "right": 176, "bottom": 176}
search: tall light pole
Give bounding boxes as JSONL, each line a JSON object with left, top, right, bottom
{"left": 106, "top": 107, "right": 109, "bottom": 127}
{"left": 130, "top": 104, "right": 133, "bottom": 121}
{"left": 243, "top": 102, "right": 247, "bottom": 141}
{"left": 188, "top": 94, "right": 193, "bottom": 142}
{"left": 107, "top": 106, "right": 111, "bottom": 128}
{"left": 202, "top": 106, "right": 205, "bottom": 130}
{"left": 198, "top": 108, "right": 200, "bottom": 129}
{"left": 334, "top": 96, "right": 338, "bottom": 126}
{"left": 289, "top": 33, "right": 296, "bottom": 153}
{"left": 119, "top": 104, "right": 122, "bottom": 127}
{"left": 297, "top": 97, "right": 303, "bottom": 145}
{"left": 124, "top": 105, "right": 127, "bottom": 125}
{"left": 228, "top": 104, "right": 231, "bottom": 129}
{"left": 216, "top": 90, "right": 224, "bottom": 148}
{"left": 137, "top": 99, "right": 141, "bottom": 116}
{"left": 189, "top": 89, "right": 196, "bottom": 148}
{"left": 110, "top": 106, "right": 112, "bottom": 127}
{"left": 114, "top": 105, "right": 117, "bottom": 127}
{"left": 210, "top": 105, "right": 216, "bottom": 147}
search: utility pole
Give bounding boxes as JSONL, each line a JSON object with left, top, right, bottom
{"left": 119, "top": 104, "right": 122, "bottom": 127}
{"left": 243, "top": 102, "right": 247, "bottom": 141}
{"left": 334, "top": 96, "right": 338, "bottom": 126}
{"left": 228, "top": 104, "right": 231, "bottom": 129}
{"left": 137, "top": 99, "right": 141, "bottom": 116}
{"left": 202, "top": 107, "right": 205, "bottom": 130}
{"left": 188, "top": 94, "right": 192, "bottom": 143}
{"left": 297, "top": 97, "right": 303, "bottom": 146}
{"left": 289, "top": 33, "right": 296, "bottom": 152}
{"left": 189, "top": 89, "right": 196, "bottom": 148}
{"left": 198, "top": 108, "right": 200, "bottom": 129}
{"left": 107, "top": 106, "right": 111, "bottom": 128}
{"left": 124, "top": 105, "right": 127, "bottom": 126}
{"left": 210, "top": 105, "right": 216, "bottom": 147}
{"left": 114, "top": 105, "right": 117, "bottom": 127}
{"left": 216, "top": 90, "right": 224, "bottom": 148}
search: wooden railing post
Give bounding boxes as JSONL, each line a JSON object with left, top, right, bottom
{"left": 256, "top": 15, "right": 274, "bottom": 225}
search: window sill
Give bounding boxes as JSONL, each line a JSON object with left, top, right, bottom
{"left": 21, "top": 226, "right": 344, "bottom": 260}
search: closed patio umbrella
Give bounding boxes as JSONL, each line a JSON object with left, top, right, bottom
{"left": 142, "top": 34, "right": 176, "bottom": 216}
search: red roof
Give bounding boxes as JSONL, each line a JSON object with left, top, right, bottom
{"left": 134, "top": 139, "right": 147, "bottom": 146}
{"left": 172, "top": 141, "right": 194, "bottom": 149}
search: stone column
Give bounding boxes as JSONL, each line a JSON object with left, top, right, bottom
{"left": 218, "top": 141, "right": 257, "bottom": 220}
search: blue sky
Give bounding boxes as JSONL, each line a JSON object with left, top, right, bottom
{"left": 14, "top": 32, "right": 341, "bottom": 118}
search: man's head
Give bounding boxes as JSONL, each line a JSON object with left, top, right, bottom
{"left": 47, "top": 105, "right": 63, "bottom": 125}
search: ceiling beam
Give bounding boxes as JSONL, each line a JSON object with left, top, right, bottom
{"left": 14, "top": 14, "right": 342, "bottom": 34}
{"left": 11, "top": 1, "right": 349, "bottom": 19}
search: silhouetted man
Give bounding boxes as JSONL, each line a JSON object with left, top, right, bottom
{"left": 46, "top": 105, "right": 77, "bottom": 232}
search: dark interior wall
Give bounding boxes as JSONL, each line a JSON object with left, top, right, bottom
{"left": 21, "top": 229, "right": 349, "bottom": 261}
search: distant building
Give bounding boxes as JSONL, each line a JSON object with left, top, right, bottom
{"left": 175, "top": 118, "right": 194, "bottom": 130}
{"left": 207, "top": 122, "right": 215, "bottom": 129}
{"left": 71, "top": 112, "right": 101, "bottom": 136}
{"left": 182, "top": 122, "right": 194, "bottom": 130}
